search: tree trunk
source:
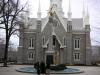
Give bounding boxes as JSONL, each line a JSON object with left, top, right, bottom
{"left": 3, "top": 34, "right": 9, "bottom": 67}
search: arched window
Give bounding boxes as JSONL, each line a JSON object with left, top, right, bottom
{"left": 29, "top": 38, "right": 31, "bottom": 47}
{"left": 32, "top": 39, "right": 34, "bottom": 47}
{"left": 29, "top": 38, "right": 34, "bottom": 47}
{"left": 74, "top": 38, "right": 80, "bottom": 50}
{"left": 74, "top": 52, "right": 80, "bottom": 61}
{"left": 42, "top": 36, "right": 45, "bottom": 45}
{"left": 53, "top": 36, "right": 56, "bottom": 46}
{"left": 28, "top": 53, "right": 34, "bottom": 60}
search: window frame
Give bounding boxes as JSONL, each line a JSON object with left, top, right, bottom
{"left": 74, "top": 38, "right": 80, "bottom": 50}
{"left": 28, "top": 52, "right": 34, "bottom": 60}
{"left": 42, "top": 36, "right": 45, "bottom": 45}
{"left": 74, "top": 52, "right": 80, "bottom": 61}
{"left": 29, "top": 38, "right": 34, "bottom": 49}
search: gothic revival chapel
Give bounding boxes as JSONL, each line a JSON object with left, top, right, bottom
{"left": 18, "top": 0, "right": 92, "bottom": 65}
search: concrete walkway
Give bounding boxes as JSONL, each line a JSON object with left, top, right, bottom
{"left": 0, "top": 65, "right": 100, "bottom": 75}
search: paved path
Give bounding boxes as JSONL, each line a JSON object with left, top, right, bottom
{"left": 0, "top": 65, "right": 100, "bottom": 75}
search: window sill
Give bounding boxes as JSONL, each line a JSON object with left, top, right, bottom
{"left": 74, "top": 48, "right": 80, "bottom": 50}
{"left": 60, "top": 46, "right": 66, "bottom": 48}
{"left": 28, "top": 47, "right": 34, "bottom": 49}
{"left": 42, "top": 45, "right": 47, "bottom": 48}
{"left": 74, "top": 59, "right": 80, "bottom": 61}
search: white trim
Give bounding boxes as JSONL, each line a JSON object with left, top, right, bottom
{"left": 42, "top": 45, "right": 47, "bottom": 48}
{"left": 72, "top": 33, "right": 85, "bottom": 34}
{"left": 28, "top": 47, "right": 34, "bottom": 49}
{"left": 72, "top": 31, "right": 85, "bottom": 34}
{"left": 24, "top": 32, "right": 36, "bottom": 33}
{"left": 45, "top": 50, "right": 55, "bottom": 54}
{"left": 60, "top": 46, "right": 66, "bottom": 48}
{"left": 54, "top": 10, "right": 67, "bottom": 32}
{"left": 42, "top": 45, "right": 66, "bottom": 48}
{"left": 41, "top": 16, "right": 49, "bottom": 31}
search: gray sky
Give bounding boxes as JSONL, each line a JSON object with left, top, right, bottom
{"left": 1, "top": 0, "right": 100, "bottom": 48}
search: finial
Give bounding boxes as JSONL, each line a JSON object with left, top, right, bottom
{"left": 68, "top": 0, "right": 72, "bottom": 21}
{"left": 86, "top": 3, "right": 89, "bottom": 18}
{"left": 37, "top": 0, "right": 41, "bottom": 20}
{"left": 68, "top": 0, "right": 71, "bottom": 13}
{"left": 85, "top": 2, "right": 89, "bottom": 25}
{"left": 82, "top": 0, "right": 85, "bottom": 18}
{"left": 38, "top": 0, "right": 41, "bottom": 13}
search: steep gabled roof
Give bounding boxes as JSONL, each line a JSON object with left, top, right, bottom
{"left": 27, "top": 17, "right": 84, "bottom": 31}
{"left": 41, "top": 16, "right": 49, "bottom": 31}
{"left": 27, "top": 14, "right": 84, "bottom": 32}
{"left": 41, "top": 8, "right": 67, "bottom": 32}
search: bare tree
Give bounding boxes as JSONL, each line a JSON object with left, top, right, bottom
{"left": 0, "top": 0, "right": 26, "bottom": 67}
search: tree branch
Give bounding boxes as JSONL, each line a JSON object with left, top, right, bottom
{"left": 0, "top": 27, "right": 6, "bottom": 29}
{"left": 9, "top": 29, "right": 19, "bottom": 37}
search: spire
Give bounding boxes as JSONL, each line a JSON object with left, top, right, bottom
{"left": 25, "top": 3, "right": 30, "bottom": 17}
{"left": 24, "top": 4, "right": 30, "bottom": 28}
{"left": 82, "top": 0, "right": 86, "bottom": 27}
{"left": 68, "top": 0, "right": 71, "bottom": 13}
{"left": 68, "top": 0, "right": 72, "bottom": 21}
{"left": 85, "top": 2, "right": 89, "bottom": 25}
{"left": 85, "top": 3, "right": 89, "bottom": 25}
{"left": 37, "top": 0, "right": 41, "bottom": 20}
{"left": 82, "top": 0, "right": 85, "bottom": 18}
{"left": 50, "top": 0, "right": 57, "bottom": 7}
{"left": 86, "top": 4, "right": 89, "bottom": 18}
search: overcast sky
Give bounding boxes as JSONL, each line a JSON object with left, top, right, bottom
{"left": 0, "top": 0, "right": 100, "bottom": 48}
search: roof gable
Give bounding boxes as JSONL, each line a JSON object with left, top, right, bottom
{"left": 41, "top": 7, "right": 67, "bottom": 32}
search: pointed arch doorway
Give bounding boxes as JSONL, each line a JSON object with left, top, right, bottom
{"left": 45, "top": 35, "right": 61, "bottom": 64}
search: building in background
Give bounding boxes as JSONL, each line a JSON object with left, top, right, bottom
{"left": 0, "top": 38, "right": 17, "bottom": 63}
{"left": 18, "top": 0, "right": 92, "bottom": 65}
{"left": 0, "top": 40, "right": 5, "bottom": 62}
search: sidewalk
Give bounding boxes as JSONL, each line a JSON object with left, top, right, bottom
{"left": 0, "top": 65, "right": 100, "bottom": 75}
